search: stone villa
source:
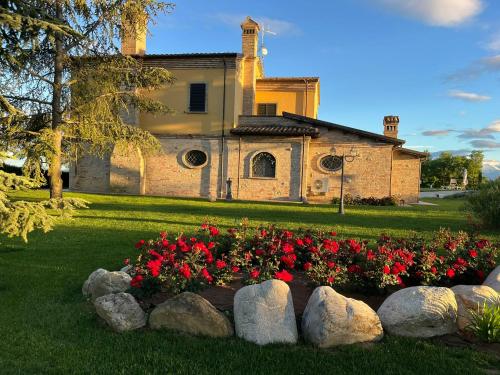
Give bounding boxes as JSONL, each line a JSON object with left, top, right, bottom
{"left": 70, "top": 17, "right": 427, "bottom": 203}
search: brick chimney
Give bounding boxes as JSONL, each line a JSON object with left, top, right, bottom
{"left": 241, "top": 17, "right": 260, "bottom": 115}
{"left": 121, "top": 11, "right": 147, "bottom": 56}
{"left": 383, "top": 115, "right": 399, "bottom": 138}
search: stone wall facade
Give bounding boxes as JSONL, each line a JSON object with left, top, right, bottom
{"left": 391, "top": 150, "right": 422, "bottom": 203}
{"left": 70, "top": 131, "right": 422, "bottom": 203}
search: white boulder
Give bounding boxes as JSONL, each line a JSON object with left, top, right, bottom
{"left": 451, "top": 285, "right": 499, "bottom": 331}
{"left": 85, "top": 270, "right": 131, "bottom": 300}
{"left": 483, "top": 266, "right": 500, "bottom": 293}
{"left": 302, "top": 286, "right": 384, "bottom": 347}
{"left": 149, "top": 292, "right": 233, "bottom": 337}
{"left": 234, "top": 279, "right": 298, "bottom": 345}
{"left": 377, "top": 286, "right": 458, "bottom": 338}
{"left": 82, "top": 268, "right": 107, "bottom": 297}
{"left": 94, "top": 292, "right": 146, "bottom": 332}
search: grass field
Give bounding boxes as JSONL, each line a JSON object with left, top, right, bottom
{"left": 0, "top": 190, "right": 499, "bottom": 374}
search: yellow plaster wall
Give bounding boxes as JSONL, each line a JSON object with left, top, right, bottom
{"left": 255, "top": 83, "right": 319, "bottom": 118}
{"left": 139, "top": 68, "right": 240, "bottom": 135}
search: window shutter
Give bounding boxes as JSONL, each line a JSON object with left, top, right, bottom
{"left": 189, "top": 83, "right": 206, "bottom": 112}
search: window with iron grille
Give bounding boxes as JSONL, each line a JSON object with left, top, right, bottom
{"left": 184, "top": 150, "right": 207, "bottom": 168}
{"left": 257, "top": 103, "right": 277, "bottom": 116}
{"left": 320, "top": 155, "right": 343, "bottom": 172}
{"left": 252, "top": 152, "right": 276, "bottom": 178}
{"left": 189, "top": 83, "right": 206, "bottom": 112}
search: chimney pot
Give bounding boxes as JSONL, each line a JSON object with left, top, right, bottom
{"left": 383, "top": 115, "right": 399, "bottom": 138}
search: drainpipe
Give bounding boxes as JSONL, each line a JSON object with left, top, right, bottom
{"left": 300, "top": 134, "right": 305, "bottom": 201}
{"left": 303, "top": 79, "right": 309, "bottom": 116}
{"left": 218, "top": 59, "right": 227, "bottom": 198}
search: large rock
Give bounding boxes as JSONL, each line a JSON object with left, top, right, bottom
{"left": 377, "top": 286, "right": 458, "bottom": 338}
{"left": 94, "top": 292, "right": 146, "bottom": 332}
{"left": 87, "top": 270, "right": 131, "bottom": 300}
{"left": 483, "top": 266, "right": 500, "bottom": 293}
{"left": 234, "top": 279, "right": 298, "bottom": 345}
{"left": 451, "top": 285, "right": 499, "bottom": 331}
{"left": 82, "top": 268, "right": 107, "bottom": 297}
{"left": 302, "top": 286, "right": 383, "bottom": 347}
{"left": 149, "top": 292, "right": 233, "bottom": 337}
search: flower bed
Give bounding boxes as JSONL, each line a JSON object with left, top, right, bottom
{"left": 125, "top": 223, "right": 499, "bottom": 308}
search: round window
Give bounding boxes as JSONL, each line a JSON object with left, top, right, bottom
{"left": 319, "top": 155, "right": 343, "bottom": 172}
{"left": 184, "top": 150, "right": 207, "bottom": 168}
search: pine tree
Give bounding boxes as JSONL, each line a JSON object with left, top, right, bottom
{"left": 0, "top": 0, "right": 175, "bottom": 199}
{"left": 0, "top": 0, "right": 175, "bottom": 240}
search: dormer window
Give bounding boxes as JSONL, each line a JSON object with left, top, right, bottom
{"left": 257, "top": 103, "right": 277, "bottom": 116}
{"left": 189, "top": 83, "right": 207, "bottom": 113}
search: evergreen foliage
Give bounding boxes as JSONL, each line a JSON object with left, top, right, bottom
{"left": 0, "top": 0, "right": 174, "bottom": 240}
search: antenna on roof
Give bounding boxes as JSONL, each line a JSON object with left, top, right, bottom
{"left": 260, "top": 23, "right": 276, "bottom": 58}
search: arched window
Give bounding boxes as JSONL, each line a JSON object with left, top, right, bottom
{"left": 251, "top": 152, "right": 276, "bottom": 178}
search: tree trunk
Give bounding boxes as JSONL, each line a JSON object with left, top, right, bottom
{"left": 49, "top": 0, "right": 64, "bottom": 199}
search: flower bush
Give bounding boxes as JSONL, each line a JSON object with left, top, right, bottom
{"left": 126, "top": 223, "right": 498, "bottom": 297}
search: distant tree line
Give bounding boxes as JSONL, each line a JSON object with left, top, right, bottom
{"left": 421, "top": 151, "right": 484, "bottom": 189}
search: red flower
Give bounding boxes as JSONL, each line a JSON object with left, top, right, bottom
{"left": 168, "top": 244, "right": 177, "bottom": 252}
{"left": 327, "top": 276, "right": 335, "bottom": 284}
{"left": 255, "top": 249, "right": 265, "bottom": 256}
{"left": 283, "top": 230, "right": 293, "bottom": 239}
{"left": 309, "top": 246, "right": 319, "bottom": 254}
{"left": 146, "top": 259, "right": 162, "bottom": 277}
{"left": 304, "top": 237, "right": 313, "bottom": 245}
{"left": 123, "top": 258, "right": 130, "bottom": 265}
{"left": 468, "top": 249, "right": 478, "bottom": 258}
{"left": 179, "top": 263, "right": 191, "bottom": 279}
{"left": 130, "top": 275, "right": 143, "bottom": 288}
{"left": 201, "top": 223, "right": 208, "bottom": 230}
{"left": 296, "top": 238, "right": 304, "bottom": 246}
{"left": 327, "top": 261, "right": 335, "bottom": 269}
{"left": 274, "top": 269, "right": 294, "bottom": 282}
{"left": 430, "top": 266, "right": 437, "bottom": 274}
{"left": 249, "top": 268, "right": 260, "bottom": 279}
{"left": 303, "top": 262, "right": 312, "bottom": 271}
{"left": 446, "top": 268, "right": 455, "bottom": 278}
{"left": 391, "top": 262, "right": 406, "bottom": 275}
{"left": 476, "top": 240, "right": 488, "bottom": 249}
{"left": 383, "top": 265, "right": 390, "bottom": 274}
{"left": 162, "top": 239, "right": 169, "bottom": 247}
{"left": 201, "top": 268, "right": 213, "bottom": 283}
{"left": 232, "top": 266, "right": 240, "bottom": 273}
{"left": 282, "top": 243, "right": 295, "bottom": 254}
{"left": 135, "top": 240, "right": 145, "bottom": 249}
{"left": 260, "top": 229, "right": 267, "bottom": 237}
{"left": 160, "top": 231, "right": 167, "bottom": 239}
{"left": 348, "top": 264, "right": 362, "bottom": 274}
{"left": 366, "top": 250, "right": 376, "bottom": 261}
{"left": 280, "top": 254, "right": 297, "bottom": 268}
{"left": 330, "top": 231, "right": 337, "bottom": 237}
{"left": 207, "top": 242, "right": 215, "bottom": 249}
{"left": 216, "top": 259, "right": 227, "bottom": 269}
{"left": 348, "top": 240, "right": 361, "bottom": 254}
{"left": 209, "top": 226, "right": 219, "bottom": 236}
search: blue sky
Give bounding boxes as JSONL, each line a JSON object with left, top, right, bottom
{"left": 147, "top": 0, "right": 500, "bottom": 167}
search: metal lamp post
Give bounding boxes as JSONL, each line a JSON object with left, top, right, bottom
{"left": 336, "top": 147, "right": 359, "bottom": 215}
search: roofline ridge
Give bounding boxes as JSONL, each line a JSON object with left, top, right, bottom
{"left": 282, "top": 112, "right": 405, "bottom": 145}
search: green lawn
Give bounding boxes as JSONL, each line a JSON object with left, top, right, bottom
{"left": 0, "top": 191, "right": 499, "bottom": 374}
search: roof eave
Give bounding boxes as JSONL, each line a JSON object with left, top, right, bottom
{"left": 282, "top": 112, "right": 405, "bottom": 145}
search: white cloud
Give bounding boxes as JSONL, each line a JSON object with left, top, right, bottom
{"left": 448, "top": 90, "right": 491, "bottom": 102}
{"left": 376, "top": 0, "right": 483, "bottom": 27}
{"left": 486, "top": 120, "right": 500, "bottom": 132}
{"left": 209, "top": 13, "right": 300, "bottom": 36}
{"left": 486, "top": 32, "right": 500, "bottom": 51}
{"left": 446, "top": 54, "right": 500, "bottom": 81}
{"left": 422, "top": 129, "right": 452, "bottom": 136}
